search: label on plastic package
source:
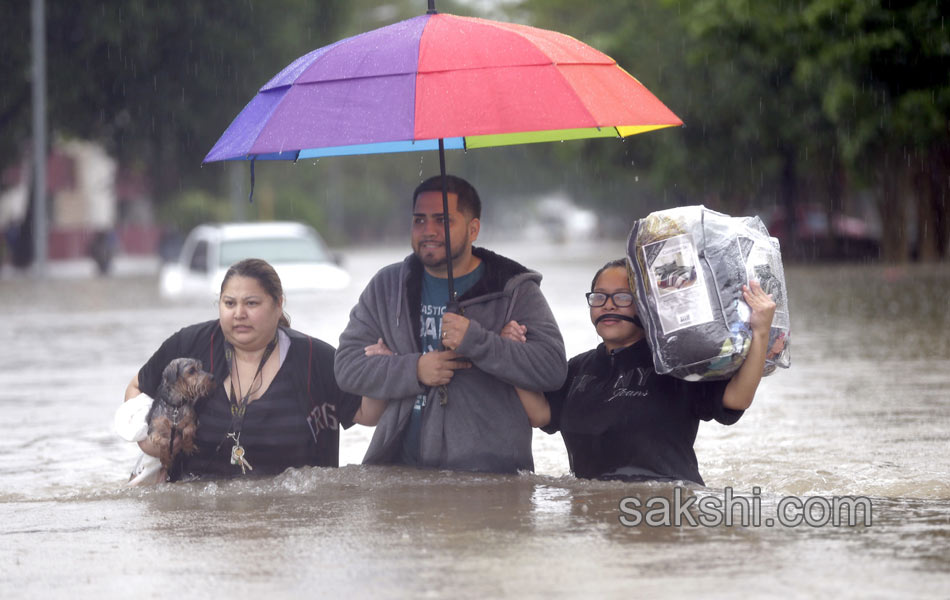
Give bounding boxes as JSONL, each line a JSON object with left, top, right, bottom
{"left": 743, "top": 237, "right": 790, "bottom": 331}
{"left": 640, "top": 234, "right": 714, "bottom": 335}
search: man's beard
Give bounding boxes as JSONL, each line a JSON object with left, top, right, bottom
{"left": 415, "top": 231, "right": 469, "bottom": 268}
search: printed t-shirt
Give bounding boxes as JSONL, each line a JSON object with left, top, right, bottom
{"left": 401, "top": 263, "right": 485, "bottom": 464}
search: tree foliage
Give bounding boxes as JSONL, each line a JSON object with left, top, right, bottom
{"left": 1, "top": 0, "right": 353, "bottom": 201}
{"left": 2, "top": 0, "right": 946, "bottom": 261}
{"left": 515, "top": 0, "right": 949, "bottom": 261}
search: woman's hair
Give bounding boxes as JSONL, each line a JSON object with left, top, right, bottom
{"left": 220, "top": 258, "right": 291, "bottom": 328}
{"left": 590, "top": 257, "right": 644, "bottom": 329}
{"left": 590, "top": 258, "right": 628, "bottom": 291}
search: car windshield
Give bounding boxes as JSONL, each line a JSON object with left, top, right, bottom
{"left": 219, "top": 236, "right": 328, "bottom": 267}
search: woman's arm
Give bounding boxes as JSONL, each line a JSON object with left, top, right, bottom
{"left": 350, "top": 339, "right": 394, "bottom": 427}
{"left": 722, "top": 280, "right": 777, "bottom": 411}
{"left": 514, "top": 388, "right": 551, "bottom": 428}
{"left": 124, "top": 374, "right": 141, "bottom": 401}
{"left": 353, "top": 397, "right": 387, "bottom": 426}
{"left": 500, "top": 321, "right": 551, "bottom": 428}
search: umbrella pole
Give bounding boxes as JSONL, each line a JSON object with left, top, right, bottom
{"left": 438, "top": 138, "right": 458, "bottom": 312}
{"left": 438, "top": 138, "right": 455, "bottom": 407}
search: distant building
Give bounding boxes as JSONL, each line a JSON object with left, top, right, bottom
{"left": 0, "top": 139, "right": 160, "bottom": 271}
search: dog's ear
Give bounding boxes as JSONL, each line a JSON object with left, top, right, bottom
{"left": 159, "top": 359, "right": 189, "bottom": 407}
{"left": 161, "top": 360, "right": 180, "bottom": 389}
{"left": 161, "top": 362, "right": 178, "bottom": 388}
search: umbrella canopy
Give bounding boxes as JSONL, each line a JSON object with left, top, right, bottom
{"left": 203, "top": 11, "right": 682, "bottom": 163}
{"left": 204, "top": 7, "right": 682, "bottom": 305}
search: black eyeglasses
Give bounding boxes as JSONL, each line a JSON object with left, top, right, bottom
{"left": 586, "top": 291, "right": 634, "bottom": 308}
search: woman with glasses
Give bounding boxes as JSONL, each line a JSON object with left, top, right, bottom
{"left": 504, "top": 258, "right": 775, "bottom": 485}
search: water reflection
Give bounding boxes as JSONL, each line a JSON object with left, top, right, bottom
{"left": 1, "top": 244, "right": 949, "bottom": 597}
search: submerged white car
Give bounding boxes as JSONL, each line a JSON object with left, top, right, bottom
{"left": 159, "top": 221, "right": 350, "bottom": 299}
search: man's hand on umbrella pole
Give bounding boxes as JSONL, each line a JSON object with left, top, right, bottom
{"left": 440, "top": 312, "right": 471, "bottom": 351}
{"left": 417, "top": 350, "right": 471, "bottom": 387}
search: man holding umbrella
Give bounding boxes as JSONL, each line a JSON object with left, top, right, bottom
{"left": 335, "top": 174, "right": 567, "bottom": 473}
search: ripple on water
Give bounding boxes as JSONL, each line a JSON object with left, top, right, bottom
{"left": 2, "top": 252, "right": 950, "bottom": 597}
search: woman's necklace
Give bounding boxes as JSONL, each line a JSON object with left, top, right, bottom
{"left": 219, "top": 334, "right": 278, "bottom": 474}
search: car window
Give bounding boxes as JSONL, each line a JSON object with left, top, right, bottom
{"left": 219, "top": 236, "right": 328, "bottom": 267}
{"left": 190, "top": 240, "right": 209, "bottom": 273}
{"left": 805, "top": 211, "right": 828, "bottom": 232}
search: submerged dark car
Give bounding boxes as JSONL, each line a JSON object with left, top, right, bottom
{"left": 766, "top": 204, "right": 880, "bottom": 261}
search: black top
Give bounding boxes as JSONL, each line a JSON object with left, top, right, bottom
{"left": 543, "top": 340, "right": 742, "bottom": 485}
{"left": 180, "top": 368, "right": 317, "bottom": 477}
{"left": 137, "top": 320, "right": 360, "bottom": 479}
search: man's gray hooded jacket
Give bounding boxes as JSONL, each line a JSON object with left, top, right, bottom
{"left": 334, "top": 247, "right": 567, "bottom": 473}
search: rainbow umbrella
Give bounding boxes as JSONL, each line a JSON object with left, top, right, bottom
{"left": 204, "top": 3, "right": 682, "bottom": 295}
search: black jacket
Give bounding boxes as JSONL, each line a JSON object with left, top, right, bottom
{"left": 543, "top": 340, "right": 742, "bottom": 485}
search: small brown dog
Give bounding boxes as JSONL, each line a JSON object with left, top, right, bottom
{"left": 146, "top": 358, "right": 214, "bottom": 476}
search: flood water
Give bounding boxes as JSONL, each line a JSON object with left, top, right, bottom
{"left": 1, "top": 240, "right": 949, "bottom": 598}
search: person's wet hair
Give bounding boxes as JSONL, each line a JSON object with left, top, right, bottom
{"left": 590, "top": 258, "right": 628, "bottom": 291}
{"left": 221, "top": 258, "right": 291, "bottom": 327}
{"left": 413, "top": 175, "right": 481, "bottom": 220}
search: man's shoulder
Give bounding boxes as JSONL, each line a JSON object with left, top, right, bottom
{"left": 377, "top": 257, "right": 409, "bottom": 276}
{"left": 365, "top": 256, "right": 413, "bottom": 285}
{"left": 474, "top": 247, "right": 531, "bottom": 275}
{"left": 472, "top": 247, "right": 541, "bottom": 292}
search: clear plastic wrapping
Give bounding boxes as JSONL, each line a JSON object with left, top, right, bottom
{"left": 626, "top": 205, "right": 790, "bottom": 381}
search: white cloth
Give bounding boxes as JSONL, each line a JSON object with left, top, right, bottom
{"left": 127, "top": 453, "right": 164, "bottom": 486}
{"left": 114, "top": 393, "right": 153, "bottom": 442}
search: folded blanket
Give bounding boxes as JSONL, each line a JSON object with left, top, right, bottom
{"left": 626, "top": 205, "right": 791, "bottom": 381}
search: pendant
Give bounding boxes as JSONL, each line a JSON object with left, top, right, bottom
{"left": 227, "top": 433, "right": 253, "bottom": 474}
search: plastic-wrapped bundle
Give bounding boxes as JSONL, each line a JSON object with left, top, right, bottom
{"left": 626, "top": 205, "right": 790, "bottom": 381}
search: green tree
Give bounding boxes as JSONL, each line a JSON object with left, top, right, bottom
{"left": 670, "top": 0, "right": 846, "bottom": 257}
{"left": 0, "top": 0, "right": 353, "bottom": 207}
{"left": 797, "top": 0, "right": 950, "bottom": 261}
{"left": 514, "top": 0, "right": 950, "bottom": 261}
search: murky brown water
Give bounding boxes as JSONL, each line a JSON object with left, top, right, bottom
{"left": 1, "top": 241, "right": 949, "bottom": 598}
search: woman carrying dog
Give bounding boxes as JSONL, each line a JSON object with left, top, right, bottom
{"left": 120, "top": 258, "right": 364, "bottom": 481}
{"left": 504, "top": 258, "right": 776, "bottom": 486}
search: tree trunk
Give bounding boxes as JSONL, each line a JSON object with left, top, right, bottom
{"left": 828, "top": 151, "right": 847, "bottom": 259}
{"left": 876, "top": 152, "right": 909, "bottom": 263}
{"left": 933, "top": 143, "right": 950, "bottom": 260}
{"left": 911, "top": 144, "right": 950, "bottom": 262}
{"left": 914, "top": 152, "right": 940, "bottom": 262}
{"left": 780, "top": 147, "right": 801, "bottom": 259}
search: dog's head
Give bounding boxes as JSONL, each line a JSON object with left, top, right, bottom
{"left": 158, "top": 358, "right": 215, "bottom": 408}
